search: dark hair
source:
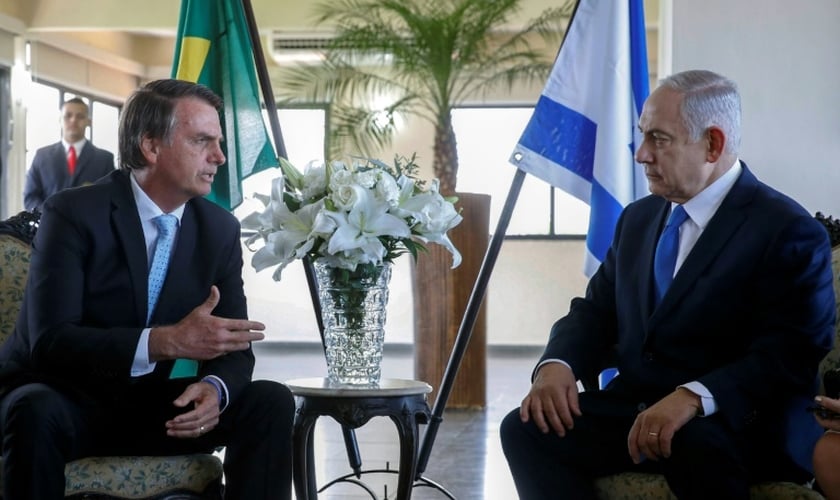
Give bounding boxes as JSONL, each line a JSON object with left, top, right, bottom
{"left": 62, "top": 97, "right": 88, "bottom": 111}
{"left": 118, "top": 79, "right": 222, "bottom": 171}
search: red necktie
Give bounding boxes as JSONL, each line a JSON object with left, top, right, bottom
{"left": 67, "top": 145, "right": 77, "bottom": 175}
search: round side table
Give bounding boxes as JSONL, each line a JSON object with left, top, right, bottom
{"left": 286, "top": 377, "right": 432, "bottom": 500}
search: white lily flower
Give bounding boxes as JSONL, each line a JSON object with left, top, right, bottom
{"left": 250, "top": 199, "right": 324, "bottom": 279}
{"left": 240, "top": 155, "right": 462, "bottom": 280}
{"left": 326, "top": 189, "right": 410, "bottom": 258}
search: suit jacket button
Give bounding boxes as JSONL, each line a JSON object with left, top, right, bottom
{"left": 643, "top": 351, "right": 655, "bottom": 361}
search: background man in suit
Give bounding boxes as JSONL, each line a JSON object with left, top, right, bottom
{"left": 500, "top": 70, "right": 836, "bottom": 499}
{"left": 23, "top": 97, "right": 115, "bottom": 211}
{"left": 0, "top": 80, "right": 295, "bottom": 499}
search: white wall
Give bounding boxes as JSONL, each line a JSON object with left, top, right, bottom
{"left": 666, "top": 0, "right": 840, "bottom": 216}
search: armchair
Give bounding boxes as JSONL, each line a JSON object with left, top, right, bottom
{"left": 0, "top": 210, "right": 223, "bottom": 499}
{"left": 588, "top": 213, "right": 840, "bottom": 500}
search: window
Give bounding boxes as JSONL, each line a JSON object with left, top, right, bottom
{"left": 452, "top": 106, "right": 590, "bottom": 236}
{"left": 233, "top": 106, "right": 327, "bottom": 219}
{"left": 24, "top": 82, "right": 60, "bottom": 170}
{"left": 91, "top": 101, "right": 119, "bottom": 167}
{"left": 24, "top": 80, "right": 121, "bottom": 171}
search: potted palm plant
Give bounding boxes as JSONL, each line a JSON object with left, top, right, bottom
{"left": 277, "top": 0, "right": 572, "bottom": 407}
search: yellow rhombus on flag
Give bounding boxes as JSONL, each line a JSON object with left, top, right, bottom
{"left": 171, "top": 0, "right": 279, "bottom": 211}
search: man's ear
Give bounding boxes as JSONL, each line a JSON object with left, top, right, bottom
{"left": 140, "top": 135, "right": 159, "bottom": 164}
{"left": 706, "top": 127, "right": 726, "bottom": 163}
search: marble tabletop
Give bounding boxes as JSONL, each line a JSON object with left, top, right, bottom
{"left": 285, "top": 377, "right": 432, "bottom": 398}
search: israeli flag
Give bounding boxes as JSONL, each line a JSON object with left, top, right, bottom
{"left": 510, "top": 0, "right": 650, "bottom": 277}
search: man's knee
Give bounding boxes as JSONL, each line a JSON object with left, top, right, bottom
{"left": 235, "top": 380, "right": 295, "bottom": 426}
{"left": 663, "top": 419, "right": 747, "bottom": 481}
{"left": 500, "top": 408, "right": 555, "bottom": 462}
{"left": 1, "top": 384, "right": 66, "bottom": 432}
{"left": 0, "top": 383, "right": 85, "bottom": 463}
{"left": 669, "top": 417, "right": 738, "bottom": 460}
{"left": 500, "top": 408, "right": 525, "bottom": 452}
{"left": 249, "top": 380, "right": 293, "bottom": 403}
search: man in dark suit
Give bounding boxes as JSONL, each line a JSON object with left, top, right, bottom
{"left": 500, "top": 70, "right": 836, "bottom": 499}
{"left": 23, "top": 97, "right": 115, "bottom": 211}
{"left": 0, "top": 80, "right": 295, "bottom": 499}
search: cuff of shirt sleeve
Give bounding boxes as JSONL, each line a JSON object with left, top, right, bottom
{"left": 202, "top": 375, "right": 229, "bottom": 412}
{"left": 679, "top": 381, "right": 717, "bottom": 416}
{"left": 130, "top": 328, "right": 157, "bottom": 377}
{"left": 533, "top": 358, "right": 572, "bottom": 382}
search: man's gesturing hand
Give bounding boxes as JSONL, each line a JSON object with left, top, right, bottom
{"left": 149, "top": 286, "right": 265, "bottom": 362}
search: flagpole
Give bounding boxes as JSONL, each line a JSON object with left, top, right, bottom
{"left": 415, "top": 167, "right": 526, "bottom": 477}
{"left": 239, "top": 0, "right": 363, "bottom": 478}
{"left": 414, "top": 0, "right": 586, "bottom": 477}
{"left": 240, "top": 0, "right": 287, "bottom": 160}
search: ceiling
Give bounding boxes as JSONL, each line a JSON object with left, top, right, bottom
{"left": 2, "top": 0, "right": 607, "bottom": 77}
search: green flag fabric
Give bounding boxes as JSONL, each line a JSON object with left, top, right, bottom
{"left": 171, "top": 0, "right": 278, "bottom": 210}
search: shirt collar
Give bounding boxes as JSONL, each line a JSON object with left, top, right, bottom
{"left": 62, "top": 138, "right": 87, "bottom": 153}
{"left": 129, "top": 172, "right": 185, "bottom": 223}
{"left": 678, "top": 159, "right": 742, "bottom": 229}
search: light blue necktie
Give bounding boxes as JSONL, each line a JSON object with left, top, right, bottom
{"left": 653, "top": 205, "right": 689, "bottom": 304}
{"left": 147, "top": 214, "right": 197, "bottom": 378}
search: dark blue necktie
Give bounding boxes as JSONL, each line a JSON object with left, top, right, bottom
{"left": 653, "top": 205, "right": 689, "bottom": 304}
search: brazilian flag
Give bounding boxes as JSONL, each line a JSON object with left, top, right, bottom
{"left": 171, "top": 0, "right": 279, "bottom": 210}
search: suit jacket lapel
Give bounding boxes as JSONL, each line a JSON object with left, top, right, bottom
{"left": 51, "top": 143, "right": 71, "bottom": 183}
{"left": 73, "top": 144, "right": 89, "bottom": 180}
{"left": 652, "top": 164, "right": 757, "bottom": 320}
{"left": 109, "top": 172, "right": 149, "bottom": 325}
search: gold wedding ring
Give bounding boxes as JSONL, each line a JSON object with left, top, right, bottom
{"left": 199, "top": 425, "right": 205, "bottom": 434}
{"left": 648, "top": 431, "right": 658, "bottom": 437}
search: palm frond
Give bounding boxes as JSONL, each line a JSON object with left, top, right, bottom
{"left": 279, "top": 0, "right": 574, "bottom": 191}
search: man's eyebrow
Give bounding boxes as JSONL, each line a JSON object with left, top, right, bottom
{"left": 194, "top": 132, "right": 225, "bottom": 145}
{"left": 638, "top": 126, "right": 671, "bottom": 137}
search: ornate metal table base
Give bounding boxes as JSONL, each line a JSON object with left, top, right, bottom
{"left": 317, "top": 465, "right": 456, "bottom": 499}
{"left": 287, "top": 378, "right": 445, "bottom": 500}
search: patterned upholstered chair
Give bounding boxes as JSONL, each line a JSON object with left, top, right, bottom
{"left": 0, "top": 211, "right": 223, "bottom": 499}
{"left": 588, "top": 213, "right": 840, "bottom": 500}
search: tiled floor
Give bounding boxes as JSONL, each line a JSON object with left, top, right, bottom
{"left": 252, "top": 342, "right": 539, "bottom": 500}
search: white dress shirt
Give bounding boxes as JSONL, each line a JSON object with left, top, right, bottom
{"left": 129, "top": 172, "right": 184, "bottom": 377}
{"left": 63, "top": 138, "right": 87, "bottom": 161}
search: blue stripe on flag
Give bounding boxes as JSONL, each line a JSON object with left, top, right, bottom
{"left": 587, "top": 179, "right": 624, "bottom": 262}
{"left": 518, "top": 96, "right": 597, "bottom": 183}
{"left": 629, "top": 0, "right": 650, "bottom": 115}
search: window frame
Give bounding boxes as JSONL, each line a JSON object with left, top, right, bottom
{"left": 452, "top": 104, "right": 589, "bottom": 240}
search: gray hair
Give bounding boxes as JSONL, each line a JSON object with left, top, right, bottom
{"left": 118, "top": 79, "right": 222, "bottom": 171}
{"left": 658, "top": 70, "right": 741, "bottom": 154}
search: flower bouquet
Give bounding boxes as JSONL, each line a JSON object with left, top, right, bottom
{"left": 241, "top": 154, "right": 462, "bottom": 384}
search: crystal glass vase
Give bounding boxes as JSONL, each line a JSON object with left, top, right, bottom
{"left": 313, "top": 261, "right": 392, "bottom": 385}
